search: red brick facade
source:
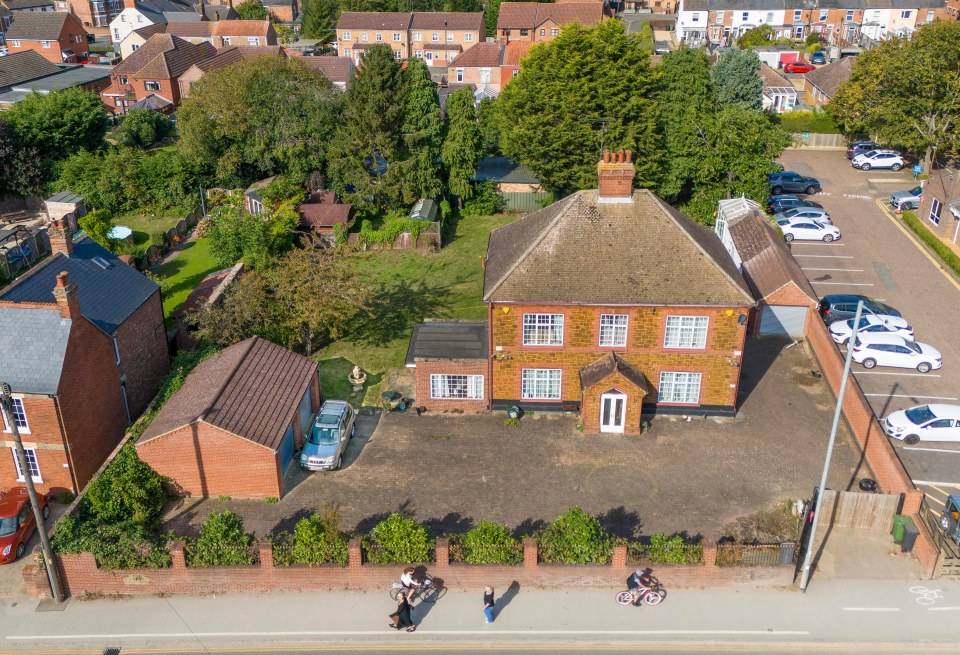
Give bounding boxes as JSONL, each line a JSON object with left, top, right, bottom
{"left": 413, "top": 359, "right": 488, "bottom": 412}
{"left": 6, "top": 12, "right": 88, "bottom": 63}
{"left": 115, "top": 290, "right": 169, "bottom": 419}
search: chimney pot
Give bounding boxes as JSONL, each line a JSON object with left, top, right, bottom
{"left": 625, "top": 150, "right": 632, "bottom": 164}
{"left": 603, "top": 150, "right": 610, "bottom": 164}
{"left": 47, "top": 218, "right": 75, "bottom": 256}
{"left": 596, "top": 148, "right": 636, "bottom": 204}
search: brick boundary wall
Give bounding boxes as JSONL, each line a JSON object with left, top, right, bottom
{"left": 806, "top": 319, "right": 938, "bottom": 578}
{"left": 23, "top": 538, "right": 794, "bottom": 599}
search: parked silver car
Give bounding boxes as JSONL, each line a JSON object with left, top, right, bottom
{"left": 300, "top": 400, "right": 356, "bottom": 471}
{"left": 889, "top": 186, "right": 922, "bottom": 210}
{"left": 773, "top": 207, "right": 831, "bottom": 224}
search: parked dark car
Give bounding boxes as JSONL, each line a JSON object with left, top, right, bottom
{"left": 846, "top": 140, "right": 882, "bottom": 159}
{"left": 768, "top": 172, "right": 821, "bottom": 195}
{"left": 766, "top": 195, "right": 822, "bottom": 213}
{"left": 784, "top": 62, "right": 816, "bottom": 74}
{"left": 810, "top": 51, "right": 827, "bottom": 65}
{"left": 818, "top": 294, "right": 902, "bottom": 324}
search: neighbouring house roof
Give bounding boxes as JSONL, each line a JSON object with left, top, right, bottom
{"left": 0, "top": 306, "right": 71, "bottom": 395}
{"left": 137, "top": 336, "right": 318, "bottom": 450}
{"left": 112, "top": 33, "right": 216, "bottom": 79}
{"left": 759, "top": 63, "right": 792, "bottom": 90}
{"left": 409, "top": 11, "right": 485, "bottom": 31}
{"left": 130, "top": 22, "right": 168, "bottom": 40}
{"left": 3, "top": 0, "right": 54, "bottom": 9}
{"left": 162, "top": 10, "right": 201, "bottom": 21}
{"left": 298, "top": 197, "right": 352, "bottom": 229}
{"left": 496, "top": 2, "right": 605, "bottom": 30}
{"left": 297, "top": 55, "right": 354, "bottom": 84}
{"left": 473, "top": 156, "right": 540, "bottom": 185}
{"left": 483, "top": 190, "right": 753, "bottom": 306}
{"left": 0, "top": 238, "right": 159, "bottom": 335}
{"left": 6, "top": 11, "right": 72, "bottom": 40}
{"left": 139, "top": 0, "right": 196, "bottom": 15}
{"left": 0, "top": 50, "right": 60, "bottom": 88}
{"left": 501, "top": 40, "right": 536, "bottom": 66}
{"left": 579, "top": 352, "right": 650, "bottom": 393}
{"left": 694, "top": 0, "right": 943, "bottom": 9}
{"left": 803, "top": 55, "right": 856, "bottom": 99}
{"left": 167, "top": 18, "right": 272, "bottom": 37}
{"left": 261, "top": 0, "right": 294, "bottom": 6}
{"left": 337, "top": 11, "right": 411, "bottom": 30}
{"left": 190, "top": 45, "right": 284, "bottom": 73}
{"left": 449, "top": 41, "right": 502, "bottom": 68}
{"left": 128, "top": 92, "right": 173, "bottom": 110}
{"left": 46, "top": 190, "right": 83, "bottom": 205}
{"left": 405, "top": 321, "right": 488, "bottom": 366}
{"left": 0, "top": 64, "right": 111, "bottom": 105}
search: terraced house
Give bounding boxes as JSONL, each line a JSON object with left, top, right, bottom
{"left": 408, "top": 151, "right": 754, "bottom": 434}
{"left": 335, "top": 11, "right": 485, "bottom": 67}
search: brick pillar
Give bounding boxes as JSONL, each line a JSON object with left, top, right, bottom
{"left": 348, "top": 539, "right": 364, "bottom": 570}
{"left": 702, "top": 540, "right": 717, "bottom": 569}
{"left": 170, "top": 541, "right": 187, "bottom": 569}
{"left": 903, "top": 489, "right": 923, "bottom": 516}
{"left": 612, "top": 543, "right": 628, "bottom": 569}
{"left": 523, "top": 538, "right": 538, "bottom": 569}
{"left": 435, "top": 538, "right": 450, "bottom": 569}
{"left": 259, "top": 541, "right": 274, "bottom": 571}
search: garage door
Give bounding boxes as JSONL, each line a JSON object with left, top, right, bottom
{"left": 279, "top": 424, "right": 295, "bottom": 475}
{"left": 760, "top": 305, "right": 808, "bottom": 337}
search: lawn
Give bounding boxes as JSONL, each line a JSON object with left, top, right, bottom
{"left": 317, "top": 213, "right": 517, "bottom": 406}
{"left": 116, "top": 205, "right": 196, "bottom": 248}
{"left": 154, "top": 237, "right": 222, "bottom": 318}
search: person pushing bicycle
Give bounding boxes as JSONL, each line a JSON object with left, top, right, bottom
{"left": 400, "top": 567, "right": 423, "bottom": 596}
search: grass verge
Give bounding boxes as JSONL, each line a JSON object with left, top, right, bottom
{"left": 154, "top": 237, "right": 222, "bottom": 318}
{"left": 900, "top": 210, "right": 960, "bottom": 278}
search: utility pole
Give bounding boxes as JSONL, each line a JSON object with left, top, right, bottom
{"left": 798, "top": 300, "right": 863, "bottom": 592}
{"left": 0, "top": 383, "right": 64, "bottom": 603}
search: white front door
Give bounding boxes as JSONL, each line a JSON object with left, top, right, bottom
{"left": 600, "top": 392, "right": 627, "bottom": 433}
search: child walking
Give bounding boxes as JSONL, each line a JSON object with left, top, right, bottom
{"left": 483, "top": 586, "right": 495, "bottom": 624}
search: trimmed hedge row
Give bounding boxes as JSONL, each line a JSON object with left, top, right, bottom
{"left": 900, "top": 210, "right": 960, "bottom": 278}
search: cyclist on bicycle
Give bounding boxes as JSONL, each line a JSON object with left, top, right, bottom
{"left": 627, "top": 567, "right": 654, "bottom": 605}
{"left": 400, "top": 567, "right": 422, "bottom": 596}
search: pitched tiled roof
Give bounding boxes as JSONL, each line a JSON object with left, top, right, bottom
{"left": 137, "top": 336, "right": 318, "bottom": 450}
{"left": 337, "top": 11, "right": 412, "bottom": 30}
{"left": 497, "top": 2, "right": 605, "bottom": 30}
{"left": 0, "top": 50, "right": 60, "bottom": 88}
{"left": 298, "top": 201, "right": 352, "bottom": 228}
{"left": 215, "top": 19, "right": 271, "bottom": 36}
{"left": 197, "top": 3, "right": 237, "bottom": 19}
{"left": 449, "top": 41, "right": 502, "bottom": 68}
{"left": 502, "top": 40, "right": 537, "bottom": 66}
{"left": 130, "top": 22, "right": 168, "bottom": 40}
{"left": 297, "top": 55, "right": 354, "bottom": 84}
{"left": 6, "top": 11, "right": 71, "bottom": 40}
{"left": 4, "top": 0, "right": 53, "bottom": 9}
{"left": 483, "top": 190, "right": 753, "bottom": 306}
{"left": 1, "top": 238, "right": 159, "bottom": 335}
{"left": 580, "top": 353, "right": 650, "bottom": 392}
{"left": 803, "top": 55, "right": 856, "bottom": 99}
{"left": 410, "top": 11, "right": 485, "bottom": 31}
{"left": 0, "top": 306, "right": 71, "bottom": 395}
{"left": 759, "top": 63, "right": 791, "bottom": 89}
{"left": 164, "top": 20, "right": 213, "bottom": 37}
{"left": 114, "top": 33, "right": 215, "bottom": 79}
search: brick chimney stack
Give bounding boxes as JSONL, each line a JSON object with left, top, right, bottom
{"left": 53, "top": 272, "right": 80, "bottom": 320}
{"left": 597, "top": 149, "right": 636, "bottom": 203}
{"left": 47, "top": 219, "right": 75, "bottom": 256}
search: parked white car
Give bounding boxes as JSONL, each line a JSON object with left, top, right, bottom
{"left": 773, "top": 207, "right": 832, "bottom": 224}
{"left": 829, "top": 314, "right": 914, "bottom": 345}
{"left": 777, "top": 218, "right": 841, "bottom": 243}
{"left": 851, "top": 149, "right": 905, "bottom": 171}
{"left": 883, "top": 405, "right": 960, "bottom": 444}
{"left": 851, "top": 333, "right": 942, "bottom": 373}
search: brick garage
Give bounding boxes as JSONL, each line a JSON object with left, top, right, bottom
{"left": 136, "top": 337, "right": 320, "bottom": 499}
{"left": 407, "top": 321, "right": 489, "bottom": 412}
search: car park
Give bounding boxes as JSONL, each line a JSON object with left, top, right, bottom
{"left": 883, "top": 405, "right": 960, "bottom": 444}
{"left": 300, "top": 400, "right": 356, "bottom": 471}
{"left": 818, "top": 294, "right": 902, "bottom": 323}
{"left": 766, "top": 195, "right": 822, "bottom": 213}
{"left": 0, "top": 487, "right": 49, "bottom": 564}
{"left": 889, "top": 186, "right": 923, "bottom": 210}
{"left": 773, "top": 207, "right": 831, "bottom": 224}
{"left": 851, "top": 149, "right": 905, "bottom": 171}
{"left": 846, "top": 141, "right": 882, "bottom": 159}
{"left": 784, "top": 62, "right": 816, "bottom": 74}
{"left": 829, "top": 314, "right": 914, "bottom": 345}
{"left": 810, "top": 51, "right": 827, "bottom": 65}
{"left": 768, "top": 172, "right": 822, "bottom": 195}
{"left": 851, "top": 332, "right": 941, "bottom": 373}
{"left": 776, "top": 218, "right": 840, "bottom": 242}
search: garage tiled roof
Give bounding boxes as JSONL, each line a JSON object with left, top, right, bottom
{"left": 137, "top": 336, "right": 318, "bottom": 450}
{"left": 483, "top": 190, "right": 753, "bottom": 306}
{"left": 803, "top": 55, "right": 856, "bottom": 99}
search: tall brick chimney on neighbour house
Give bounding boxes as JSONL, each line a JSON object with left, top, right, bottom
{"left": 597, "top": 149, "right": 636, "bottom": 203}
{"left": 53, "top": 272, "right": 80, "bottom": 320}
{"left": 47, "top": 219, "right": 75, "bottom": 256}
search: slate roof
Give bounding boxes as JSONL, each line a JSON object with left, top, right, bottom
{"left": 0, "top": 238, "right": 159, "bottom": 335}
{"left": 46, "top": 190, "right": 83, "bottom": 204}
{"left": 113, "top": 33, "right": 215, "bottom": 78}
{"left": 6, "top": 11, "right": 72, "bottom": 40}
{"left": 409, "top": 11, "right": 485, "bottom": 31}
{"left": 137, "top": 336, "right": 318, "bottom": 450}
{"left": 803, "top": 55, "right": 856, "bottom": 99}
{"left": 405, "top": 321, "right": 488, "bottom": 366}
{"left": 337, "top": 11, "right": 411, "bottom": 30}
{"left": 496, "top": 2, "right": 605, "bottom": 30}
{"left": 197, "top": 3, "right": 238, "bottom": 19}
{"left": 297, "top": 55, "right": 354, "bottom": 84}
{"left": 483, "top": 190, "right": 753, "bottom": 306}
{"left": 0, "top": 50, "right": 60, "bottom": 88}
{"left": 473, "top": 156, "right": 540, "bottom": 185}
{"left": 3, "top": 0, "right": 54, "bottom": 9}
{"left": 579, "top": 353, "right": 650, "bottom": 392}
{"left": 449, "top": 41, "right": 502, "bottom": 68}
{"left": 162, "top": 10, "right": 201, "bottom": 21}
{"left": 0, "top": 306, "right": 71, "bottom": 395}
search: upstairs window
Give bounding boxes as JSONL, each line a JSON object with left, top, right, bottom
{"left": 522, "top": 313, "right": 564, "bottom": 346}
{"left": 599, "top": 314, "right": 628, "bottom": 347}
{"left": 663, "top": 316, "right": 709, "bottom": 349}
{"left": 2, "top": 397, "right": 29, "bottom": 434}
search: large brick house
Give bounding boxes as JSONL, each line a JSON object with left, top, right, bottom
{"left": 916, "top": 168, "right": 960, "bottom": 245}
{"left": 5, "top": 11, "right": 87, "bottom": 62}
{"left": 164, "top": 18, "right": 276, "bottom": 46}
{"left": 136, "top": 336, "right": 320, "bottom": 499}
{"left": 496, "top": 1, "right": 606, "bottom": 42}
{"left": 1, "top": 219, "right": 169, "bottom": 422}
{"left": 67, "top": 0, "right": 125, "bottom": 33}
{"left": 408, "top": 151, "right": 755, "bottom": 433}
{"left": 336, "top": 11, "right": 485, "bottom": 67}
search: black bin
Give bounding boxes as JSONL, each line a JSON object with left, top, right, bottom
{"left": 901, "top": 524, "right": 919, "bottom": 554}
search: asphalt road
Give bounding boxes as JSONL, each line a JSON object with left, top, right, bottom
{"left": 780, "top": 150, "right": 960, "bottom": 516}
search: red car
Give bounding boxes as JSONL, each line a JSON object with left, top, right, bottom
{"left": 784, "top": 62, "right": 816, "bottom": 74}
{"left": 0, "top": 487, "right": 49, "bottom": 564}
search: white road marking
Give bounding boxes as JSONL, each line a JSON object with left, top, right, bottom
{"left": 855, "top": 372, "right": 941, "bottom": 378}
{"left": 842, "top": 607, "right": 900, "bottom": 612}
{"left": 928, "top": 607, "right": 960, "bottom": 611}
{"left": 801, "top": 268, "right": 865, "bottom": 272}
{"left": 811, "top": 282, "right": 875, "bottom": 286}
{"left": 791, "top": 242, "right": 846, "bottom": 246}
{"left": 865, "top": 394, "right": 958, "bottom": 400}
{"left": 867, "top": 178, "right": 909, "bottom": 183}
{"left": 842, "top": 193, "right": 874, "bottom": 199}
{"left": 904, "top": 448, "right": 960, "bottom": 454}
{"left": 914, "top": 480, "right": 960, "bottom": 485}
{"left": 793, "top": 254, "right": 855, "bottom": 258}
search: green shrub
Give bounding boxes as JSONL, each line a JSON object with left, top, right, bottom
{"left": 273, "top": 506, "right": 349, "bottom": 567}
{"left": 114, "top": 109, "right": 173, "bottom": 149}
{"left": 186, "top": 511, "right": 254, "bottom": 566}
{"left": 84, "top": 445, "right": 166, "bottom": 527}
{"left": 365, "top": 514, "right": 432, "bottom": 564}
{"left": 901, "top": 210, "right": 960, "bottom": 277}
{"left": 77, "top": 210, "right": 116, "bottom": 251}
{"left": 451, "top": 520, "right": 523, "bottom": 565}
{"left": 462, "top": 181, "right": 504, "bottom": 216}
{"left": 775, "top": 110, "right": 841, "bottom": 134}
{"left": 640, "top": 534, "right": 704, "bottom": 565}
{"left": 52, "top": 514, "right": 172, "bottom": 569}
{"left": 356, "top": 218, "right": 430, "bottom": 248}
{"left": 537, "top": 507, "right": 611, "bottom": 564}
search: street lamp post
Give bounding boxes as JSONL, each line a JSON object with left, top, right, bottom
{"left": 0, "top": 383, "right": 64, "bottom": 602}
{"left": 798, "top": 300, "right": 863, "bottom": 592}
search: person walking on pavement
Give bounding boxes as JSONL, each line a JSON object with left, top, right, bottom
{"left": 389, "top": 591, "right": 416, "bottom": 632}
{"left": 483, "top": 586, "right": 495, "bottom": 624}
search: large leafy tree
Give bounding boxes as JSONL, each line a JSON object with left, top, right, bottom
{"left": 0, "top": 120, "right": 44, "bottom": 197}
{"left": 398, "top": 58, "right": 444, "bottom": 203}
{"left": 736, "top": 25, "right": 773, "bottom": 48}
{"left": 114, "top": 109, "right": 173, "bottom": 149}
{"left": 830, "top": 20, "right": 960, "bottom": 168}
{"left": 5, "top": 88, "right": 108, "bottom": 164}
{"left": 235, "top": 0, "right": 270, "bottom": 19}
{"left": 177, "top": 56, "right": 340, "bottom": 186}
{"left": 495, "top": 20, "right": 661, "bottom": 196}
{"left": 327, "top": 44, "right": 406, "bottom": 213}
{"left": 442, "top": 87, "right": 483, "bottom": 203}
{"left": 301, "top": 0, "right": 338, "bottom": 40}
{"left": 711, "top": 48, "right": 763, "bottom": 111}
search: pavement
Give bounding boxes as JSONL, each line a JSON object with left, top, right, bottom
{"left": 779, "top": 150, "right": 960, "bottom": 521}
